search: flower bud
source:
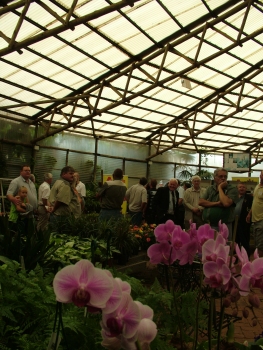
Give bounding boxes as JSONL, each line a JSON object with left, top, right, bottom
{"left": 248, "top": 294, "right": 260, "bottom": 308}
{"left": 230, "top": 294, "right": 240, "bottom": 303}
{"left": 252, "top": 319, "right": 258, "bottom": 327}
{"left": 232, "top": 309, "right": 238, "bottom": 317}
{"left": 242, "top": 308, "right": 249, "bottom": 318}
{"left": 223, "top": 298, "right": 231, "bottom": 307}
{"left": 230, "top": 287, "right": 239, "bottom": 297}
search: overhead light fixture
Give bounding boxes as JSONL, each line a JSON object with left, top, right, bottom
{"left": 181, "top": 78, "right": 192, "bottom": 89}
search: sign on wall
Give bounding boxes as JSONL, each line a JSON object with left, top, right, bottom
{"left": 223, "top": 153, "right": 250, "bottom": 172}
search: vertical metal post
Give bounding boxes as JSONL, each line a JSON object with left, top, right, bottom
{"left": 93, "top": 137, "right": 98, "bottom": 182}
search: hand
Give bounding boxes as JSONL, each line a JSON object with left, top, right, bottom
{"left": 192, "top": 208, "right": 200, "bottom": 213}
{"left": 246, "top": 214, "right": 251, "bottom": 223}
{"left": 46, "top": 206, "right": 53, "bottom": 213}
{"left": 218, "top": 181, "right": 228, "bottom": 190}
{"left": 14, "top": 196, "right": 21, "bottom": 206}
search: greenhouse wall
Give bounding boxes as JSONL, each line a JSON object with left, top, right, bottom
{"left": 0, "top": 119, "right": 259, "bottom": 188}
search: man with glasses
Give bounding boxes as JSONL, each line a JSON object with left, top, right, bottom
{"left": 7, "top": 164, "right": 38, "bottom": 213}
{"left": 199, "top": 168, "right": 238, "bottom": 239}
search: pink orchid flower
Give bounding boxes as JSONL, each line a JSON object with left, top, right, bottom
{"left": 101, "top": 329, "right": 121, "bottom": 349}
{"left": 154, "top": 220, "right": 176, "bottom": 242}
{"left": 239, "top": 258, "right": 263, "bottom": 296}
{"left": 176, "top": 240, "right": 199, "bottom": 265}
{"left": 203, "top": 258, "right": 231, "bottom": 289}
{"left": 196, "top": 224, "right": 215, "bottom": 247}
{"left": 53, "top": 260, "right": 114, "bottom": 308}
{"left": 121, "top": 318, "right": 158, "bottom": 350}
{"left": 235, "top": 244, "right": 249, "bottom": 267}
{"left": 202, "top": 236, "right": 229, "bottom": 264}
{"left": 115, "top": 277, "right": 131, "bottom": 294}
{"left": 188, "top": 221, "right": 197, "bottom": 239}
{"left": 171, "top": 226, "right": 191, "bottom": 251}
{"left": 102, "top": 292, "right": 141, "bottom": 339}
{"left": 218, "top": 220, "right": 229, "bottom": 240}
{"left": 134, "top": 301, "right": 153, "bottom": 320}
{"left": 147, "top": 241, "right": 177, "bottom": 265}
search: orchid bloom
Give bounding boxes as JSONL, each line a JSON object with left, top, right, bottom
{"left": 235, "top": 245, "right": 249, "bottom": 267}
{"left": 218, "top": 221, "right": 229, "bottom": 241}
{"left": 147, "top": 241, "right": 177, "bottom": 265}
{"left": 196, "top": 224, "right": 215, "bottom": 248}
{"left": 239, "top": 258, "right": 263, "bottom": 296}
{"left": 176, "top": 240, "right": 199, "bottom": 265}
{"left": 188, "top": 221, "right": 197, "bottom": 240}
{"left": 53, "top": 260, "right": 114, "bottom": 308}
{"left": 202, "top": 235, "right": 229, "bottom": 264}
{"left": 203, "top": 258, "right": 231, "bottom": 289}
{"left": 154, "top": 220, "right": 176, "bottom": 242}
{"left": 171, "top": 226, "right": 191, "bottom": 251}
{"left": 102, "top": 292, "right": 141, "bottom": 339}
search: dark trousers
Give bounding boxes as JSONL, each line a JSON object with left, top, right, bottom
{"left": 158, "top": 213, "right": 177, "bottom": 225}
{"left": 235, "top": 222, "right": 251, "bottom": 257}
{"left": 129, "top": 211, "right": 143, "bottom": 227}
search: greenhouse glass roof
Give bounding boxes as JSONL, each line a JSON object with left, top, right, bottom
{"left": 1, "top": 0, "right": 263, "bottom": 162}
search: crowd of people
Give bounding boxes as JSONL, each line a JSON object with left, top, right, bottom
{"left": 6, "top": 165, "right": 85, "bottom": 234}
{"left": 5, "top": 165, "right": 263, "bottom": 259}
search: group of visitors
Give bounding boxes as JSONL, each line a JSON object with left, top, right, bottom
{"left": 6, "top": 165, "right": 86, "bottom": 233}
{"left": 6, "top": 164, "right": 263, "bottom": 259}
{"left": 97, "top": 166, "right": 263, "bottom": 259}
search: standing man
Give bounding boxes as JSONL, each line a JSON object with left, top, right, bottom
{"left": 184, "top": 175, "right": 206, "bottom": 230}
{"left": 37, "top": 173, "right": 53, "bottom": 232}
{"left": 97, "top": 168, "right": 127, "bottom": 222}
{"left": 234, "top": 183, "right": 253, "bottom": 257}
{"left": 145, "top": 178, "right": 157, "bottom": 224}
{"left": 247, "top": 171, "right": 263, "bottom": 257}
{"left": 74, "top": 172, "right": 86, "bottom": 213}
{"left": 199, "top": 168, "right": 238, "bottom": 239}
{"left": 7, "top": 164, "right": 38, "bottom": 216}
{"left": 126, "top": 177, "right": 148, "bottom": 226}
{"left": 74, "top": 172, "right": 86, "bottom": 198}
{"left": 153, "top": 178, "right": 179, "bottom": 224}
{"left": 49, "top": 166, "right": 80, "bottom": 224}
{"left": 176, "top": 179, "right": 185, "bottom": 229}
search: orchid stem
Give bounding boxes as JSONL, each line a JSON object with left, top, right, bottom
{"left": 208, "top": 295, "right": 214, "bottom": 350}
{"left": 217, "top": 298, "right": 225, "bottom": 350}
{"left": 193, "top": 265, "right": 203, "bottom": 350}
{"left": 168, "top": 265, "right": 183, "bottom": 349}
{"left": 135, "top": 340, "right": 142, "bottom": 350}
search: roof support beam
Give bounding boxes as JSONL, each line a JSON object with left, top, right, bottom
{"left": 0, "top": 0, "right": 140, "bottom": 56}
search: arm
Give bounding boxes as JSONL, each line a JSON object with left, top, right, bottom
{"left": 141, "top": 188, "right": 147, "bottom": 214}
{"left": 15, "top": 203, "right": 27, "bottom": 213}
{"left": 7, "top": 194, "right": 21, "bottom": 206}
{"left": 217, "top": 182, "right": 233, "bottom": 207}
{"left": 184, "top": 190, "right": 200, "bottom": 213}
{"left": 198, "top": 198, "right": 221, "bottom": 208}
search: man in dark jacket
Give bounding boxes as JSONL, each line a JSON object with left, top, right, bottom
{"left": 154, "top": 178, "right": 179, "bottom": 224}
{"left": 234, "top": 183, "right": 253, "bottom": 257}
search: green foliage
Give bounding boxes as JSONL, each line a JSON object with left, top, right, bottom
{"left": 48, "top": 233, "right": 119, "bottom": 267}
{"left": 50, "top": 213, "right": 99, "bottom": 238}
{"left": 0, "top": 258, "right": 105, "bottom": 350}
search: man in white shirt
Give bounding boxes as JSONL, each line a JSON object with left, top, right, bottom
{"left": 74, "top": 172, "right": 86, "bottom": 198}
{"left": 184, "top": 175, "right": 206, "bottom": 230}
{"left": 37, "top": 173, "right": 52, "bottom": 232}
{"left": 74, "top": 172, "right": 86, "bottom": 213}
{"left": 126, "top": 177, "right": 148, "bottom": 226}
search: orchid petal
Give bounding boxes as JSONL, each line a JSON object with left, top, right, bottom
{"left": 134, "top": 301, "right": 153, "bottom": 320}
{"left": 136, "top": 318, "right": 157, "bottom": 344}
{"left": 147, "top": 241, "right": 176, "bottom": 265}
{"left": 154, "top": 220, "right": 176, "bottom": 242}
